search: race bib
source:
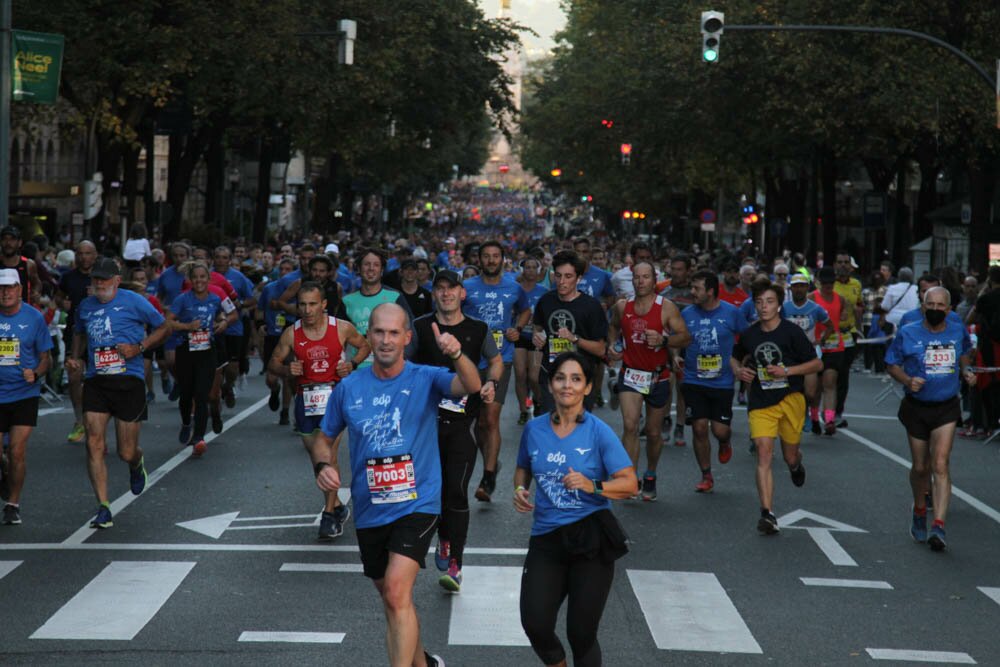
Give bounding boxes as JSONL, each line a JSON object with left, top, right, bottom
{"left": 492, "top": 330, "right": 504, "bottom": 350}
{"left": 758, "top": 364, "right": 789, "bottom": 390}
{"left": 924, "top": 343, "right": 956, "bottom": 376}
{"left": 623, "top": 367, "right": 653, "bottom": 394}
{"left": 549, "top": 336, "right": 574, "bottom": 363}
{"left": 439, "top": 395, "right": 469, "bottom": 414}
{"left": 220, "top": 297, "right": 236, "bottom": 314}
{"left": 302, "top": 383, "right": 333, "bottom": 416}
{"left": 276, "top": 313, "right": 286, "bottom": 328}
{"left": 0, "top": 336, "right": 20, "bottom": 366}
{"left": 366, "top": 453, "right": 417, "bottom": 504}
{"left": 189, "top": 328, "right": 211, "bottom": 352}
{"left": 696, "top": 354, "right": 723, "bottom": 379}
{"left": 94, "top": 345, "right": 125, "bottom": 375}
{"left": 821, "top": 332, "right": 842, "bottom": 351}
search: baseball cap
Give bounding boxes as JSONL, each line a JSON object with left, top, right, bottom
{"left": 433, "top": 269, "right": 462, "bottom": 287}
{"left": 445, "top": 236, "right": 457, "bottom": 245}
{"left": 0, "top": 225, "right": 20, "bottom": 239}
{"left": 790, "top": 273, "right": 810, "bottom": 286}
{"left": 400, "top": 258, "right": 418, "bottom": 271}
{"left": 91, "top": 257, "right": 121, "bottom": 280}
{"left": 0, "top": 268, "right": 21, "bottom": 286}
{"left": 324, "top": 242, "right": 339, "bottom": 254}
{"left": 818, "top": 266, "right": 836, "bottom": 283}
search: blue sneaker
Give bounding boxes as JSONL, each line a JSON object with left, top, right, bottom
{"left": 91, "top": 504, "right": 113, "bottom": 529}
{"left": 910, "top": 510, "right": 927, "bottom": 543}
{"left": 928, "top": 524, "right": 947, "bottom": 551}
{"left": 129, "top": 457, "right": 147, "bottom": 495}
{"left": 333, "top": 503, "right": 350, "bottom": 534}
{"left": 434, "top": 540, "right": 451, "bottom": 571}
{"left": 438, "top": 559, "right": 462, "bottom": 593}
{"left": 178, "top": 423, "right": 192, "bottom": 445}
{"left": 317, "top": 511, "right": 338, "bottom": 540}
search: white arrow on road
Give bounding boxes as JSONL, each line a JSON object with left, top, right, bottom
{"left": 177, "top": 490, "right": 351, "bottom": 539}
{"left": 777, "top": 509, "right": 866, "bottom": 567}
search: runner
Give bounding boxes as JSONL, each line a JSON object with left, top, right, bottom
{"left": 680, "top": 270, "right": 749, "bottom": 493}
{"left": 165, "top": 262, "right": 237, "bottom": 456}
{"left": 65, "top": 258, "right": 170, "bottom": 529}
{"left": 572, "top": 237, "right": 615, "bottom": 408}
{"left": 734, "top": 282, "right": 821, "bottom": 535}
{"left": 156, "top": 242, "right": 192, "bottom": 401}
{"left": 607, "top": 261, "right": 690, "bottom": 501}
{"left": 514, "top": 257, "right": 547, "bottom": 423}
{"left": 314, "top": 303, "right": 482, "bottom": 667}
{"left": 461, "top": 241, "right": 530, "bottom": 502}
{"left": 397, "top": 258, "right": 433, "bottom": 318}
{"left": 0, "top": 269, "right": 52, "bottom": 525}
{"left": 126, "top": 266, "right": 165, "bottom": 403}
{"left": 258, "top": 258, "right": 297, "bottom": 425}
{"left": 409, "top": 269, "right": 501, "bottom": 591}
{"left": 809, "top": 266, "right": 850, "bottom": 435}
{"left": 0, "top": 225, "right": 41, "bottom": 306}
{"left": 781, "top": 274, "right": 832, "bottom": 436}
{"left": 832, "top": 251, "right": 864, "bottom": 427}
{"left": 661, "top": 253, "right": 696, "bottom": 447}
{"left": 57, "top": 240, "right": 98, "bottom": 442}
{"left": 268, "top": 281, "right": 369, "bottom": 540}
{"left": 213, "top": 246, "right": 255, "bottom": 408}
{"left": 885, "top": 286, "right": 974, "bottom": 552}
{"left": 341, "top": 248, "right": 411, "bottom": 369}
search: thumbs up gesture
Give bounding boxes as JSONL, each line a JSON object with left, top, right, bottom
{"left": 432, "top": 322, "right": 461, "bottom": 359}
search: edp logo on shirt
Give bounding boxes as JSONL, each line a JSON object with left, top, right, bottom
{"left": 546, "top": 451, "right": 566, "bottom": 466}
{"left": 373, "top": 395, "right": 391, "bottom": 408}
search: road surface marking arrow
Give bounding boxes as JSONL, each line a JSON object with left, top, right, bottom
{"left": 777, "top": 509, "right": 866, "bottom": 567}
{"left": 177, "top": 490, "right": 351, "bottom": 539}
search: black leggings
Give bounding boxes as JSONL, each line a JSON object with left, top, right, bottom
{"left": 175, "top": 345, "right": 215, "bottom": 440}
{"left": 520, "top": 527, "right": 615, "bottom": 667}
{"left": 836, "top": 344, "right": 858, "bottom": 414}
{"left": 438, "top": 416, "right": 478, "bottom": 566}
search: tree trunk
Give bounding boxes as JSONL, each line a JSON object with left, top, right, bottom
{"left": 93, "top": 137, "right": 122, "bottom": 243}
{"left": 310, "top": 153, "right": 333, "bottom": 235}
{"left": 819, "top": 147, "right": 839, "bottom": 257}
{"left": 203, "top": 130, "right": 224, "bottom": 231}
{"left": 968, "top": 158, "right": 998, "bottom": 274}
{"left": 893, "top": 162, "right": 911, "bottom": 265}
{"left": 252, "top": 139, "right": 273, "bottom": 244}
{"left": 913, "top": 137, "right": 940, "bottom": 243}
{"left": 165, "top": 127, "right": 210, "bottom": 241}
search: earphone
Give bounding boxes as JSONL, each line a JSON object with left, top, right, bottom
{"left": 551, "top": 412, "right": 586, "bottom": 424}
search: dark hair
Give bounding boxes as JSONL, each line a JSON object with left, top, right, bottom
{"left": 298, "top": 280, "right": 326, "bottom": 300}
{"left": 551, "top": 250, "right": 585, "bottom": 277}
{"left": 129, "top": 222, "right": 147, "bottom": 239}
{"left": 278, "top": 257, "right": 296, "bottom": 270}
{"left": 213, "top": 245, "right": 231, "bottom": 258}
{"left": 309, "top": 255, "right": 334, "bottom": 272}
{"left": 573, "top": 237, "right": 591, "bottom": 249}
{"left": 671, "top": 253, "right": 692, "bottom": 268}
{"left": 629, "top": 241, "right": 653, "bottom": 258}
{"left": 691, "top": 269, "right": 718, "bottom": 296}
{"left": 129, "top": 266, "right": 147, "bottom": 281}
{"left": 917, "top": 273, "right": 940, "bottom": 287}
{"left": 358, "top": 247, "right": 387, "bottom": 270}
{"left": 478, "top": 240, "right": 504, "bottom": 258}
{"left": 752, "top": 280, "right": 784, "bottom": 304}
{"left": 299, "top": 243, "right": 317, "bottom": 254}
{"left": 549, "top": 351, "right": 595, "bottom": 386}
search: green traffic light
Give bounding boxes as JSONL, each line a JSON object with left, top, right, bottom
{"left": 703, "top": 49, "right": 718, "bottom": 62}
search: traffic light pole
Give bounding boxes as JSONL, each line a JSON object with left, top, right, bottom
{"left": 724, "top": 24, "right": 996, "bottom": 92}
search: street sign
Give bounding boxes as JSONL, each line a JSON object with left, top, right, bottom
{"left": 700, "top": 222, "right": 716, "bottom": 232}
{"left": 699, "top": 208, "right": 716, "bottom": 223}
{"left": 778, "top": 509, "right": 866, "bottom": 566}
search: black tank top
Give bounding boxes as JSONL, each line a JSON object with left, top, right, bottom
{"left": 411, "top": 313, "right": 488, "bottom": 420}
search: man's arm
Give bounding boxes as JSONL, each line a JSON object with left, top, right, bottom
{"left": 339, "top": 320, "right": 371, "bottom": 368}
{"left": 267, "top": 326, "right": 297, "bottom": 377}
{"left": 275, "top": 278, "right": 302, "bottom": 315}
{"left": 661, "top": 300, "right": 691, "bottom": 349}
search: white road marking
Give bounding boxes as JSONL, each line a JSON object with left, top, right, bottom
{"left": 778, "top": 510, "right": 866, "bottom": 567}
{"left": 62, "top": 396, "right": 271, "bottom": 545}
{"left": 978, "top": 586, "right": 1000, "bottom": 607}
{"left": 841, "top": 428, "right": 1000, "bottom": 526}
{"left": 448, "top": 566, "right": 529, "bottom": 646}
{"left": 30, "top": 561, "right": 195, "bottom": 640}
{"left": 805, "top": 528, "right": 858, "bottom": 566}
{"left": 238, "top": 631, "right": 345, "bottom": 643}
{"left": 0, "top": 542, "right": 528, "bottom": 554}
{"left": 800, "top": 577, "right": 892, "bottom": 589}
{"left": 627, "top": 570, "right": 762, "bottom": 654}
{"left": 0, "top": 560, "right": 22, "bottom": 579}
{"left": 176, "top": 490, "right": 353, "bottom": 538}
{"left": 866, "top": 648, "right": 976, "bottom": 663}
{"left": 38, "top": 407, "right": 68, "bottom": 417}
{"left": 280, "top": 563, "right": 363, "bottom": 573}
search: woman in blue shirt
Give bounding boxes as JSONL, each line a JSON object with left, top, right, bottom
{"left": 513, "top": 351, "right": 636, "bottom": 667}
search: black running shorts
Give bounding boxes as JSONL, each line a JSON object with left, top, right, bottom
{"left": 898, "top": 395, "right": 960, "bottom": 441}
{"left": 83, "top": 375, "right": 148, "bottom": 422}
{"left": 356, "top": 512, "right": 439, "bottom": 580}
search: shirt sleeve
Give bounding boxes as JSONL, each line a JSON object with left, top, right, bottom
{"left": 516, "top": 426, "right": 532, "bottom": 471}
{"left": 815, "top": 304, "right": 830, "bottom": 323}
{"left": 429, "top": 364, "right": 457, "bottom": 399}
{"left": 600, "top": 274, "right": 615, "bottom": 298}
{"left": 140, "top": 294, "right": 166, "bottom": 329}
{"left": 733, "top": 307, "right": 750, "bottom": 333}
{"left": 884, "top": 330, "right": 905, "bottom": 366}
{"left": 481, "top": 328, "right": 500, "bottom": 359}
{"left": 587, "top": 299, "right": 609, "bottom": 340}
{"left": 961, "top": 326, "right": 973, "bottom": 357}
{"left": 595, "top": 419, "right": 633, "bottom": 477}
{"left": 34, "top": 315, "right": 53, "bottom": 353}
{"left": 516, "top": 286, "right": 530, "bottom": 314}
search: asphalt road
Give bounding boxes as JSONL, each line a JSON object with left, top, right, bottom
{"left": 1, "top": 363, "right": 999, "bottom": 666}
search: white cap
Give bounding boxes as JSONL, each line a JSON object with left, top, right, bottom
{"left": 0, "top": 268, "right": 20, "bottom": 286}
{"left": 446, "top": 236, "right": 457, "bottom": 244}
{"left": 324, "top": 243, "right": 339, "bottom": 254}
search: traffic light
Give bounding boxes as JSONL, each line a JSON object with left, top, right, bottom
{"left": 580, "top": 195, "right": 593, "bottom": 203}
{"left": 742, "top": 203, "right": 759, "bottom": 225}
{"left": 601, "top": 118, "right": 614, "bottom": 129}
{"left": 83, "top": 173, "right": 104, "bottom": 220}
{"left": 701, "top": 11, "right": 724, "bottom": 63}
{"left": 550, "top": 168, "right": 562, "bottom": 178}
{"left": 620, "top": 143, "right": 632, "bottom": 166}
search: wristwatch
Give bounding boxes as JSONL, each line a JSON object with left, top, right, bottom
{"left": 592, "top": 479, "right": 604, "bottom": 495}
{"left": 350, "top": 360, "right": 359, "bottom": 370}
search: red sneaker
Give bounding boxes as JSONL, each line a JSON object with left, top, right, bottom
{"left": 192, "top": 440, "right": 207, "bottom": 457}
{"left": 695, "top": 475, "right": 714, "bottom": 493}
{"left": 718, "top": 442, "right": 733, "bottom": 464}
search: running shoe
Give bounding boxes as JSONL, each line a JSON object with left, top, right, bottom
{"left": 425, "top": 652, "right": 446, "bottom": 667}
{"left": 475, "top": 474, "right": 496, "bottom": 503}
{"left": 161, "top": 373, "right": 171, "bottom": 395}
{"left": 168, "top": 382, "right": 180, "bottom": 402}
{"left": 824, "top": 420, "right": 836, "bottom": 436}
{"left": 279, "top": 409, "right": 290, "bottom": 426}
{"left": 608, "top": 378, "right": 619, "bottom": 410}
{"left": 641, "top": 473, "right": 657, "bottom": 501}
{"left": 790, "top": 463, "right": 806, "bottom": 487}
{"left": 439, "top": 559, "right": 463, "bottom": 593}
{"left": 318, "top": 511, "right": 338, "bottom": 540}
{"left": 925, "top": 492, "right": 934, "bottom": 512}
{"left": 129, "top": 457, "right": 147, "bottom": 495}
{"left": 718, "top": 442, "right": 733, "bottom": 464}
{"left": 223, "top": 386, "right": 236, "bottom": 409}
{"left": 2, "top": 503, "right": 21, "bottom": 525}
{"left": 663, "top": 415, "right": 673, "bottom": 430}
{"left": 178, "top": 423, "right": 192, "bottom": 445}
{"left": 928, "top": 524, "right": 947, "bottom": 551}
{"left": 332, "top": 504, "right": 350, "bottom": 536}
{"left": 517, "top": 411, "right": 529, "bottom": 425}
{"left": 757, "top": 512, "right": 780, "bottom": 535}
{"left": 67, "top": 423, "right": 85, "bottom": 443}
{"left": 695, "top": 474, "right": 714, "bottom": 493}
{"left": 268, "top": 385, "right": 280, "bottom": 412}
{"left": 145, "top": 390, "right": 155, "bottom": 404}
{"left": 749, "top": 440, "right": 757, "bottom": 455}
{"left": 90, "top": 504, "right": 113, "bottom": 529}
{"left": 673, "top": 424, "right": 686, "bottom": 447}
{"left": 435, "top": 540, "right": 452, "bottom": 571}
{"left": 810, "top": 419, "right": 821, "bottom": 435}
{"left": 910, "top": 510, "right": 928, "bottom": 542}
{"left": 737, "top": 390, "right": 747, "bottom": 405}
{"left": 835, "top": 416, "right": 848, "bottom": 428}
{"left": 211, "top": 411, "right": 223, "bottom": 434}
{"left": 192, "top": 440, "right": 207, "bottom": 457}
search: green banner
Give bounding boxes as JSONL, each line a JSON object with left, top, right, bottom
{"left": 12, "top": 29, "right": 64, "bottom": 104}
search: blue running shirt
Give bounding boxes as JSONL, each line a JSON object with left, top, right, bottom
{"left": 75, "top": 289, "right": 165, "bottom": 380}
{"left": 223, "top": 268, "right": 254, "bottom": 336}
{"left": 156, "top": 266, "right": 186, "bottom": 308}
{"left": 681, "top": 302, "right": 749, "bottom": 388}
{"left": 885, "top": 319, "right": 971, "bottom": 402}
{"left": 462, "top": 275, "right": 529, "bottom": 365}
{"left": 782, "top": 300, "right": 830, "bottom": 345}
{"left": 171, "top": 291, "right": 224, "bottom": 350}
{"left": 576, "top": 265, "right": 615, "bottom": 301}
{"left": 0, "top": 304, "right": 53, "bottom": 401}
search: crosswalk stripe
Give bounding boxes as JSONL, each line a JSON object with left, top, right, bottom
{"left": 239, "top": 631, "right": 345, "bottom": 643}
{"left": 280, "top": 563, "right": 363, "bottom": 573}
{"left": 800, "top": 577, "right": 892, "bottom": 589}
{"left": 866, "top": 648, "right": 976, "bottom": 663}
{"left": 30, "top": 561, "right": 195, "bottom": 640}
{"left": 978, "top": 587, "right": 1000, "bottom": 607}
{"left": 0, "top": 560, "right": 22, "bottom": 580}
{"left": 627, "top": 570, "right": 763, "bottom": 654}
{"left": 447, "top": 566, "right": 529, "bottom": 646}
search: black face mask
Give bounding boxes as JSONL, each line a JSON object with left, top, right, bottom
{"left": 925, "top": 309, "right": 946, "bottom": 326}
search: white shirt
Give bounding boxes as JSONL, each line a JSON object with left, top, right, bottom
{"left": 881, "top": 282, "right": 918, "bottom": 326}
{"left": 611, "top": 267, "right": 635, "bottom": 299}
{"left": 123, "top": 238, "right": 151, "bottom": 261}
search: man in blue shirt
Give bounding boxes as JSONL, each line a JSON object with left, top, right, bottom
{"left": 886, "top": 286, "right": 974, "bottom": 552}
{"left": 66, "top": 258, "right": 170, "bottom": 530}
{"left": 680, "top": 269, "right": 749, "bottom": 493}
{"left": 314, "top": 303, "right": 480, "bottom": 667}
{"left": 156, "top": 242, "right": 191, "bottom": 400}
{"left": 462, "top": 241, "right": 531, "bottom": 502}
{"left": 213, "top": 246, "right": 254, "bottom": 407}
{"left": 257, "top": 258, "right": 297, "bottom": 425}
{"left": 0, "top": 269, "right": 53, "bottom": 526}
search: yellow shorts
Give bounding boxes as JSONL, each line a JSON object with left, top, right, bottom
{"left": 748, "top": 393, "right": 805, "bottom": 445}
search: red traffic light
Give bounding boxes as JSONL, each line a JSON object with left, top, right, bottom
{"left": 620, "top": 143, "right": 632, "bottom": 155}
{"left": 498, "top": 164, "right": 509, "bottom": 174}
{"left": 601, "top": 119, "right": 614, "bottom": 128}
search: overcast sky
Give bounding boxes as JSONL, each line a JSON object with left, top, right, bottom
{"left": 478, "top": 0, "right": 566, "bottom": 57}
